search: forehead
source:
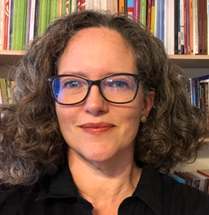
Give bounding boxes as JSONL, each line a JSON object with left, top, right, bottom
{"left": 58, "top": 27, "right": 136, "bottom": 77}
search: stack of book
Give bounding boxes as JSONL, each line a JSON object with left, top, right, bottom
{"left": 169, "top": 169, "right": 209, "bottom": 194}
{"left": 187, "top": 74, "right": 209, "bottom": 128}
{"left": 0, "top": 0, "right": 209, "bottom": 55}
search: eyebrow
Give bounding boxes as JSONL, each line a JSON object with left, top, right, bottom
{"left": 58, "top": 71, "right": 124, "bottom": 78}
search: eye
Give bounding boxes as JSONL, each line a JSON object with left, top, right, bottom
{"left": 114, "top": 81, "right": 127, "bottom": 88}
{"left": 64, "top": 81, "right": 79, "bottom": 88}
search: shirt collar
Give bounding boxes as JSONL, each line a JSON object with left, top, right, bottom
{"left": 37, "top": 162, "right": 162, "bottom": 215}
{"left": 132, "top": 164, "right": 163, "bottom": 215}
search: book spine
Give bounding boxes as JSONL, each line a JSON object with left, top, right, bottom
{"left": 193, "top": 0, "right": 198, "bottom": 54}
{"left": 124, "top": 0, "right": 127, "bottom": 13}
{"left": 0, "top": 79, "right": 8, "bottom": 103}
{"left": 71, "top": 0, "right": 76, "bottom": 12}
{"left": 186, "top": 0, "right": 190, "bottom": 54}
{"left": 9, "top": 0, "right": 14, "bottom": 50}
{"left": 3, "top": 0, "right": 9, "bottom": 50}
{"left": 140, "top": 0, "right": 147, "bottom": 26}
{"left": 127, "top": 0, "right": 134, "bottom": 18}
{"left": 119, "top": 0, "right": 124, "bottom": 13}
{"left": 208, "top": 0, "right": 209, "bottom": 54}
{"left": 154, "top": 0, "right": 158, "bottom": 37}
{"left": 180, "top": 0, "right": 184, "bottom": 54}
{"left": 27, "top": 0, "right": 32, "bottom": 46}
{"left": 62, "top": 0, "right": 66, "bottom": 15}
{"left": 7, "top": 0, "right": 11, "bottom": 50}
{"left": 29, "top": 0, "right": 36, "bottom": 43}
{"left": 184, "top": 0, "right": 187, "bottom": 54}
{"left": 159, "top": 0, "right": 164, "bottom": 43}
{"left": 147, "top": 0, "right": 152, "bottom": 31}
{"left": 150, "top": 0, "right": 155, "bottom": 34}
{"left": 197, "top": 170, "right": 209, "bottom": 178}
{"left": 134, "top": 0, "right": 139, "bottom": 22}
{"left": 198, "top": 0, "right": 203, "bottom": 54}
{"left": 189, "top": 0, "right": 193, "bottom": 55}
{"left": 202, "top": 0, "right": 207, "bottom": 54}
{"left": 33, "top": 0, "right": 39, "bottom": 37}
{"left": 175, "top": 0, "right": 178, "bottom": 54}
{"left": 0, "top": 0, "right": 4, "bottom": 50}
{"left": 178, "top": 0, "right": 181, "bottom": 54}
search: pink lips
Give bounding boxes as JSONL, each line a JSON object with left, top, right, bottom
{"left": 79, "top": 122, "right": 115, "bottom": 135}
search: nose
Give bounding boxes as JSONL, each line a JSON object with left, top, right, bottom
{"left": 84, "top": 85, "right": 108, "bottom": 116}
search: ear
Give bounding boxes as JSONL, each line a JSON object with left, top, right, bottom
{"left": 141, "top": 91, "right": 155, "bottom": 117}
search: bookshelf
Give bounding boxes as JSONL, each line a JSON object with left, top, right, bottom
{"left": 0, "top": 50, "right": 209, "bottom": 172}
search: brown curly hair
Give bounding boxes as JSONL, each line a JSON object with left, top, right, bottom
{"left": 0, "top": 11, "right": 208, "bottom": 185}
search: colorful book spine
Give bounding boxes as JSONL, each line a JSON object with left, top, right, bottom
{"left": 29, "top": 0, "right": 36, "bottom": 43}
{"left": 180, "top": 0, "right": 184, "bottom": 54}
{"left": 0, "top": 79, "right": 8, "bottom": 103}
{"left": 127, "top": 0, "right": 134, "bottom": 18}
{"left": 197, "top": 0, "right": 203, "bottom": 54}
{"left": 134, "top": 0, "right": 139, "bottom": 22}
{"left": 184, "top": 0, "right": 187, "bottom": 54}
{"left": 186, "top": 0, "right": 190, "bottom": 54}
{"left": 62, "top": 0, "right": 67, "bottom": 15}
{"left": 202, "top": 0, "right": 207, "bottom": 55}
{"left": 33, "top": 0, "right": 39, "bottom": 37}
{"left": 189, "top": 0, "right": 194, "bottom": 55}
{"left": 140, "top": 0, "right": 147, "bottom": 26}
{"left": 0, "top": 0, "right": 4, "bottom": 50}
{"left": 3, "top": 0, "right": 9, "bottom": 50}
{"left": 178, "top": 0, "right": 181, "bottom": 54}
{"left": 150, "top": 0, "right": 155, "bottom": 34}
{"left": 8, "top": 0, "right": 14, "bottom": 50}
{"left": 193, "top": 0, "right": 198, "bottom": 54}
{"left": 118, "top": 0, "right": 124, "bottom": 13}
{"left": 147, "top": 0, "right": 152, "bottom": 31}
{"left": 208, "top": 0, "right": 209, "bottom": 54}
{"left": 154, "top": 0, "right": 158, "bottom": 37}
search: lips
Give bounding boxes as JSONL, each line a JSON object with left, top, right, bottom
{"left": 79, "top": 122, "right": 115, "bottom": 135}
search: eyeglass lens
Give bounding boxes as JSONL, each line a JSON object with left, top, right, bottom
{"left": 52, "top": 75, "right": 138, "bottom": 104}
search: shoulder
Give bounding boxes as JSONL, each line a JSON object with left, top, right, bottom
{"left": 0, "top": 179, "right": 45, "bottom": 215}
{"left": 160, "top": 173, "right": 209, "bottom": 215}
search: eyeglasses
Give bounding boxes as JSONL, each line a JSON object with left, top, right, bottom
{"left": 47, "top": 73, "right": 140, "bottom": 105}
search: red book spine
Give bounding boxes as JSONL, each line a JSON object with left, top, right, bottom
{"left": 198, "top": 0, "right": 203, "bottom": 54}
{"left": 3, "top": 0, "right": 9, "bottom": 50}
{"left": 186, "top": 0, "right": 190, "bottom": 54}
{"left": 77, "top": 0, "right": 81, "bottom": 11}
{"left": 127, "top": 7, "right": 134, "bottom": 18}
{"left": 184, "top": 0, "right": 187, "bottom": 54}
{"left": 80, "top": 0, "right": 85, "bottom": 11}
{"left": 147, "top": 0, "right": 152, "bottom": 31}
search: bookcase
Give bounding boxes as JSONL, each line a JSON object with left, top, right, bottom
{"left": 0, "top": 50, "right": 209, "bottom": 172}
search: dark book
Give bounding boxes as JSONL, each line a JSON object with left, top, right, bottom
{"left": 174, "top": 0, "right": 179, "bottom": 54}
{"left": 197, "top": 0, "right": 203, "bottom": 54}
{"left": 174, "top": 171, "right": 192, "bottom": 186}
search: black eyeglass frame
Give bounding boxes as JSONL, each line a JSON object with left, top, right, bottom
{"left": 47, "top": 73, "right": 141, "bottom": 105}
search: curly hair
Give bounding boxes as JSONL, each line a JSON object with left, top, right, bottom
{"left": 0, "top": 11, "right": 208, "bottom": 185}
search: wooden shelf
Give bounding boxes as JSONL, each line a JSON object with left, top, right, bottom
{"left": 169, "top": 55, "right": 209, "bottom": 68}
{"left": 0, "top": 50, "right": 24, "bottom": 66}
{"left": 0, "top": 51, "right": 209, "bottom": 68}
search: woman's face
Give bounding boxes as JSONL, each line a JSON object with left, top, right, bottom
{"left": 56, "top": 27, "right": 154, "bottom": 163}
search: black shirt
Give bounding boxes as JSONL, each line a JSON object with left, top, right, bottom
{"left": 0, "top": 163, "right": 209, "bottom": 215}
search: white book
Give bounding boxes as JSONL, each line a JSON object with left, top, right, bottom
{"left": 191, "top": 171, "right": 208, "bottom": 193}
{"left": 101, "top": 0, "right": 107, "bottom": 11}
{"left": 71, "top": 0, "right": 77, "bottom": 12}
{"left": 29, "top": 0, "right": 36, "bottom": 44}
{"left": 93, "top": 0, "right": 101, "bottom": 10}
{"left": 85, "top": 0, "right": 94, "bottom": 10}
{"left": 154, "top": 0, "right": 158, "bottom": 37}
{"left": 0, "top": 0, "right": 4, "bottom": 50}
{"left": 193, "top": 0, "right": 198, "bottom": 54}
{"left": 168, "top": 0, "right": 174, "bottom": 55}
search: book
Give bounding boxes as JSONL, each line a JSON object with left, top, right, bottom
{"left": 150, "top": 0, "right": 155, "bottom": 34}
{"left": 3, "top": 0, "right": 9, "bottom": 50}
{"left": 197, "top": 0, "right": 203, "bottom": 54}
{"left": 134, "top": 0, "right": 139, "bottom": 22}
{"left": 189, "top": 0, "right": 193, "bottom": 55}
{"left": 191, "top": 171, "right": 208, "bottom": 193}
{"left": 168, "top": 173, "right": 186, "bottom": 184}
{"left": 197, "top": 169, "right": 209, "bottom": 194}
{"left": 180, "top": 0, "right": 184, "bottom": 54}
{"left": 175, "top": 0, "right": 179, "bottom": 54}
{"left": 127, "top": 0, "right": 134, "bottom": 18}
{"left": 147, "top": 0, "right": 152, "bottom": 31}
{"left": 0, "top": 0, "right": 4, "bottom": 50}
{"left": 107, "top": 0, "right": 118, "bottom": 14}
{"left": 193, "top": 0, "right": 198, "bottom": 54}
{"left": 124, "top": 0, "right": 127, "bottom": 13}
{"left": 174, "top": 171, "right": 192, "bottom": 186}
{"left": 140, "top": 0, "right": 147, "bottom": 26}
{"left": 184, "top": 172, "right": 200, "bottom": 189}
{"left": 118, "top": 0, "right": 125, "bottom": 13}
{"left": 0, "top": 79, "right": 8, "bottom": 103}
{"left": 202, "top": 0, "right": 207, "bottom": 55}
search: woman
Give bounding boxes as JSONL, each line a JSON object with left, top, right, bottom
{"left": 0, "top": 11, "right": 209, "bottom": 215}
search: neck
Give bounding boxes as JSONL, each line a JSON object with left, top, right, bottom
{"left": 67, "top": 147, "right": 142, "bottom": 205}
